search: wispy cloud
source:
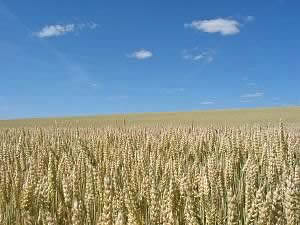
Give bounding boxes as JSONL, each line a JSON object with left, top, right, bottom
{"left": 245, "top": 16, "right": 255, "bottom": 22}
{"left": 183, "top": 48, "right": 214, "bottom": 63}
{"left": 34, "top": 22, "right": 98, "bottom": 38}
{"left": 240, "top": 99, "right": 252, "bottom": 103}
{"left": 185, "top": 18, "right": 240, "bottom": 35}
{"left": 240, "top": 92, "right": 264, "bottom": 98}
{"left": 35, "top": 24, "right": 75, "bottom": 38}
{"left": 128, "top": 49, "right": 153, "bottom": 60}
{"left": 78, "top": 22, "right": 98, "bottom": 30}
{"left": 88, "top": 82, "right": 99, "bottom": 88}
{"left": 200, "top": 101, "right": 215, "bottom": 105}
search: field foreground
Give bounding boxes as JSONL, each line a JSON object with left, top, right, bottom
{"left": 0, "top": 107, "right": 299, "bottom": 224}
{"left": 0, "top": 121, "right": 300, "bottom": 224}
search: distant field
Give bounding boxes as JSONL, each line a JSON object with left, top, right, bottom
{"left": 0, "top": 106, "right": 300, "bottom": 128}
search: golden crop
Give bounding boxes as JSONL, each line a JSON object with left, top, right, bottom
{"left": 0, "top": 120, "right": 299, "bottom": 224}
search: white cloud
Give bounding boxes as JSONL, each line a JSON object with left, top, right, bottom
{"left": 200, "top": 101, "right": 215, "bottom": 105}
{"left": 35, "top": 24, "right": 75, "bottom": 38}
{"left": 185, "top": 18, "right": 240, "bottom": 35}
{"left": 193, "top": 54, "right": 204, "bottom": 61}
{"left": 183, "top": 48, "right": 214, "bottom": 63}
{"left": 128, "top": 49, "right": 153, "bottom": 60}
{"left": 34, "top": 22, "right": 98, "bottom": 38}
{"left": 240, "top": 92, "right": 264, "bottom": 98}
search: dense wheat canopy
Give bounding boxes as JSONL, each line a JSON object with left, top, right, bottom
{"left": 0, "top": 116, "right": 299, "bottom": 225}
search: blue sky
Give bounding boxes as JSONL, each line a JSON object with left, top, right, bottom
{"left": 0, "top": 0, "right": 299, "bottom": 119}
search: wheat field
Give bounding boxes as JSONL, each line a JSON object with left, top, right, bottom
{"left": 1, "top": 106, "right": 300, "bottom": 128}
{"left": 0, "top": 107, "right": 299, "bottom": 224}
